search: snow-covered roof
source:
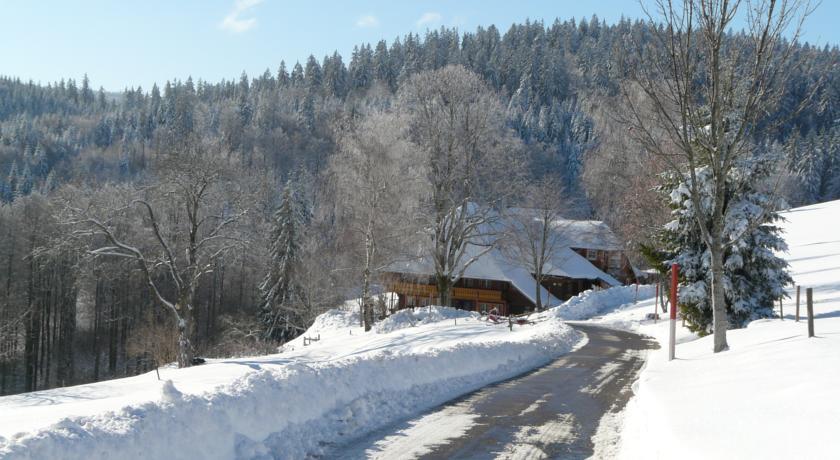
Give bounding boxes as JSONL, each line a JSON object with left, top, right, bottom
{"left": 543, "top": 247, "right": 621, "bottom": 286}
{"left": 503, "top": 208, "right": 624, "bottom": 251}
{"left": 554, "top": 219, "right": 624, "bottom": 251}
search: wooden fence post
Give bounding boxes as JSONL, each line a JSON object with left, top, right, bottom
{"left": 795, "top": 285, "right": 801, "bottom": 322}
{"left": 806, "top": 288, "right": 815, "bottom": 338}
{"left": 669, "top": 264, "right": 679, "bottom": 361}
{"left": 654, "top": 283, "right": 659, "bottom": 323}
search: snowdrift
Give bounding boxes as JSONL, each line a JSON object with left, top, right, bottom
{"left": 374, "top": 306, "right": 480, "bottom": 333}
{"left": 0, "top": 303, "right": 579, "bottom": 459}
{"left": 553, "top": 284, "right": 656, "bottom": 321}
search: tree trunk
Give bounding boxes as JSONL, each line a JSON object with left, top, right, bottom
{"left": 710, "top": 234, "right": 729, "bottom": 353}
{"left": 362, "top": 225, "right": 375, "bottom": 331}
{"left": 108, "top": 287, "right": 118, "bottom": 376}
{"left": 176, "top": 313, "right": 194, "bottom": 368}
{"left": 436, "top": 275, "right": 452, "bottom": 308}
{"left": 93, "top": 279, "right": 101, "bottom": 381}
{"left": 176, "top": 285, "right": 197, "bottom": 368}
{"left": 361, "top": 268, "right": 372, "bottom": 332}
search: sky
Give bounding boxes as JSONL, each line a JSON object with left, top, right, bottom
{"left": 1, "top": 0, "right": 837, "bottom": 92}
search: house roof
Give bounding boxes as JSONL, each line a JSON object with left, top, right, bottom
{"left": 553, "top": 219, "right": 624, "bottom": 251}
{"left": 505, "top": 208, "right": 624, "bottom": 251}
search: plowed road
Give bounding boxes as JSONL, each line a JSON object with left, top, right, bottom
{"left": 329, "top": 324, "right": 658, "bottom": 459}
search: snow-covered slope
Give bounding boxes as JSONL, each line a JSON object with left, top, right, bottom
{"left": 0, "top": 304, "right": 580, "bottom": 459}
{"left": 583, "top": 199, "right": 840, "bottom": 460}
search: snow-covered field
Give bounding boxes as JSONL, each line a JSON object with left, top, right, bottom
{"left": 580, "top": 199, "right": 840, "bottom": 460}
{"left": 0, "top": 300, "right": 581, "bottom": 459}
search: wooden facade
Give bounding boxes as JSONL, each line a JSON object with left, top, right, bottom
{"left": 571, "top": 248, "right": 637, "bottom": 285}
{"left": 540, "top": 275, "right": 595, "bottom": 302}
{"left": 383, "top": 274, "right": 533, "bottom": 316}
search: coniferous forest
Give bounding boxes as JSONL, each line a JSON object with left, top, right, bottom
{"left": 0, "top": 17, "right": 838, "bottom": 395}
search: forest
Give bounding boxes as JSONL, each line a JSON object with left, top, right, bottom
{"left": 0, "top": 16, "right": 838, "bottom": 395}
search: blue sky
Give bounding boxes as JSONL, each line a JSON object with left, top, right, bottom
{"left": 1, "top": 0, "right": 837, "bottom": 92}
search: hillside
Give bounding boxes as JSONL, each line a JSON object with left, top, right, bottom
{"left": 578, "top": 199, "right": 840, "bottom": 459}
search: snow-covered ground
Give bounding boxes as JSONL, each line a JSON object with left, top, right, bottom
{"left": 579, "top": 199, "right": 840, "bottom": 460}
{"left": 3, "top": 198, "right": 837, "bottom": 459}
{"left": 0, "top": 299, "right": 581, "bottom": 459}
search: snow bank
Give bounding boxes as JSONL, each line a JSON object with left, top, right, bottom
{"left": 0, "top": 303, "right": 580, "bottom": 459}
{"left": 304, "top": 306, "right": 360, "bottom": 333}
{"left": 374, "top": 306, "right": 479, "bottom": 333}
{"left": 553, "top": 284, "right": 655, "bottom": 321}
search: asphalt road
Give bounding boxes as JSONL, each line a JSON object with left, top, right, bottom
{"left": 328, "top": 324, "right": 658, "bottom": 460}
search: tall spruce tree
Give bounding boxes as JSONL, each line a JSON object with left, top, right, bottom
{"left": 660, "top": 158, "right": 792, "bottom": 334}
{"left": 259, "top": 181, "right": 306, "bottom": 342}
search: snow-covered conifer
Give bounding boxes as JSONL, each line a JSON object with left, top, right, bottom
{"left": 661, "top": 157, "right": 792, "bottom": 333}
{"left": 259, "top": 181, "right": 307, "bottom": 342}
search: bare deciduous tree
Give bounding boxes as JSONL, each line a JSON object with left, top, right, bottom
{"left": 68, "top": 154, "right": 245, "bottom": 367}
{"left": 398, "top": 65, "right": 525, "bottom": 307}
{"left": 500, "top": 177, "right": 572, "bottom": 311}
{"left": 330, "top": 111, "right": 418, "bottom": 330}
{"left": 624, "top": 0, "right": 813, "bottom": 352}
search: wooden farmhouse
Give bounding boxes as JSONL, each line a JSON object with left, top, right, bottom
{"left": 382, "top": 214, "right": 636, "bottom": 316}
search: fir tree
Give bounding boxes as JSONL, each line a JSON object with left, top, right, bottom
{"left": 258, "top": 181, "right": 307, "bottom": 342}
{"left": 660, "top": 158, "right": 792, "bottom": 334}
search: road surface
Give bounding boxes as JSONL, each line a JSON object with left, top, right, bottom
{"left": 327, "top": 324, "right": 658, "bottom": 459}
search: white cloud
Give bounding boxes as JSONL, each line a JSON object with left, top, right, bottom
{"left": 219, "top": 0, "right": 263, "bottom": 34}
{"left": 416, "top": 12, "right": 442, "bottom": 28}
{"left": 356, "top": 14, "right": 380, "bottom": 28}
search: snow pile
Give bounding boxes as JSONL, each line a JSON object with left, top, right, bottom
{"left": 580, "top": 199, "right": 840, "bottom": 459}
{"left": 374, "top": 306, "right": 479, "bottom": 333}
{"left": 304, "top": 306, "right": 360, "bottom": 333}
{"left": 0, "top": 300, "right": 580, "bottom": 459}
{"left": 552, "top": 284, "right": 655, "bottom": 321}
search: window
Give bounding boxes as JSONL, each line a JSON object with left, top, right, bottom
{"left": 586, "top": 249, "right": 598, "bottom": 261}
{"left": 609, "top": 253, "right": 622, "bottom": 270}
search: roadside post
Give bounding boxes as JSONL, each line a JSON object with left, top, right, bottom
{"left": 669, "top": 263, "right": 679, "bottom": 361}
{"left": 654, "top": 283, "right": 660, "bottom": 323}
{"left": 807, "top": 288, "right": 815, "bottom": 338}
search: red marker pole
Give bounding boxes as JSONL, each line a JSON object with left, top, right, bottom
{"left": 669, "top": 263, "right": 680, "bottom": 361}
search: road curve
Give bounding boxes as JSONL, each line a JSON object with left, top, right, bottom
{"left": 327, "top": 324, "right": 658, "bottom": 460}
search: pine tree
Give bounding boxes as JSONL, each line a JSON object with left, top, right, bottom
{"left": 660, "top": 157, "right": 792, "bottom": 334}
{"left": 277, "top": 61, "right": 290, "bottom": 87}
{"left": 258, "top": 182, "right": 306, "bottom": 342}
{"left": 6, "top": 161, "right": 18, "bottom": 201}
{"left": 17, "top": 164, "right": 33, "bottom": 197}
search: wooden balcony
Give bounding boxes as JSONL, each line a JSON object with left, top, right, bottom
{"left": 386, "top": 281, "right": 503, "bottom": 302}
